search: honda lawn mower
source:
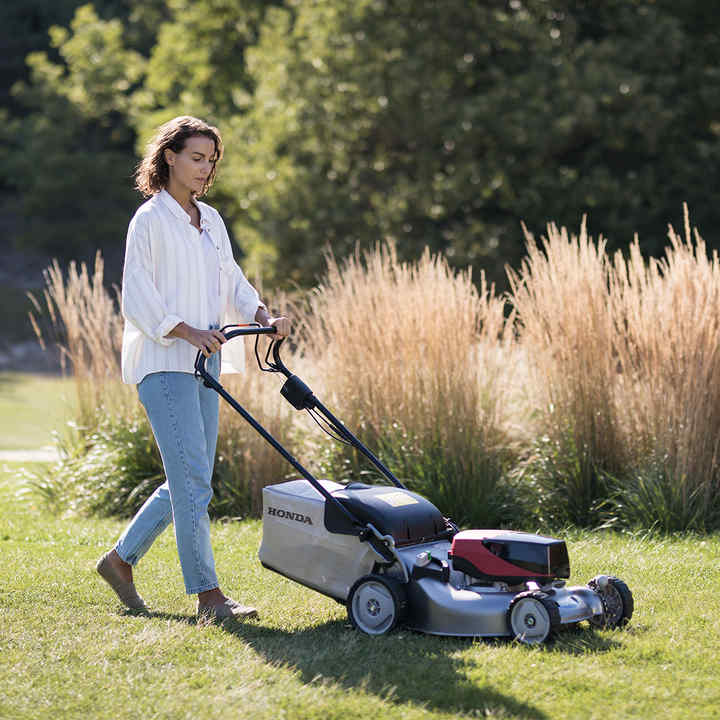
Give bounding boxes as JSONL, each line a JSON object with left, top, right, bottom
{"left": 195, "top": 326, "right": 634, "bottom": 645}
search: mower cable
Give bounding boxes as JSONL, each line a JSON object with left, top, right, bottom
{"left": 305, "top": 408, "right": 353, "bottom": 445}
{"left": 254, "top": 334, "right": 281, "bottom": 373}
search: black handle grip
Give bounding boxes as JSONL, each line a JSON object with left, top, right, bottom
{"left": 194, "top": 324, "right": 278, "bottom": 377}
{"left": 223, "top": 325, "right": 277, "bottom": 341}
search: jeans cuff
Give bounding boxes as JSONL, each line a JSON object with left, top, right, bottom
{"left": 114, "top": 544, "right": 137, "bottom": 567}
{"left": 186, "top": 581, "right": 220, "bottom": 595}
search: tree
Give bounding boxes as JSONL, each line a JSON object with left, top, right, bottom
{"left": 5, "top": 0, "right": 720, "bottom": 289}
{"left": 4, "top": 4, "right": 145, "bottom": 265}
{"left": 225, "top": 0, "right": 720, "bottom": 288}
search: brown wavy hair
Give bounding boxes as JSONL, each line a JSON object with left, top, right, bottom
{"left": 134, "top": 116, "right": 224, "bottom": 198}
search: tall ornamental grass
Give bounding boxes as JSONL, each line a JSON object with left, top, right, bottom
{"left": 508, "top": 220, "right": 627, "bottom": 527}
{"left": 609, "top": 207, "right": 720, "bottom": 531}
{"left": 297, "top": 242, "right": 520, "bottom": 527}
{"left": 29, "top": 253, "right": 133, "bottom": 421}
{"left": 509, "top": 208, "right": 720, "bottom": 531}
{"left": 29, "top": 211, "right": 720, "bottom": 532}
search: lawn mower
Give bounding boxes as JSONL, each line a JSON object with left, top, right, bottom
{"left": 195, "top": 325, "right": 634, "bottom": 644}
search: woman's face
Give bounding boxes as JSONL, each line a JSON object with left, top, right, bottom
{"left": 164, "top": 134, "right": 217, "bottom": 196}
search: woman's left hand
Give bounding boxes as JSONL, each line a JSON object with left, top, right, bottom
{"left": 269, "top": 316, "right": 291, "bottom": 337}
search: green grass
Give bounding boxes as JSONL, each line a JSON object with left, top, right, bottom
{"left": 0, "top": 372, "right": 76, "bottom": 450}
{"left": 2, "top": 461, "right": 719, "bottom": 720}
{"left": 2, "top": 375, "right": 719, "bottom": 718}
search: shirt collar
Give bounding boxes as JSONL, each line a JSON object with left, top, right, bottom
{"left": 158, "top": 189, "right": 211, "bottom": 229}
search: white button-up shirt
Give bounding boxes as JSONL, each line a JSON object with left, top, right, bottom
{"left": 121, "top": 189, "right": 264, "bottom": 384}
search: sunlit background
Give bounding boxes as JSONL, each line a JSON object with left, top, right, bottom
{"left": 2, "top": 1, "right": 720, "bottom": 371}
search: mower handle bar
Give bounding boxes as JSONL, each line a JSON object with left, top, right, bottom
{"left": 193, "top": 324, "right": 291, "bottom": 378}
{"left": 192, "top": 322, "right": 418, "bottom": 549}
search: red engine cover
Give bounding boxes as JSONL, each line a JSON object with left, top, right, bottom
{"left": 450, "top": 529, "right": 547, "bottom": 579}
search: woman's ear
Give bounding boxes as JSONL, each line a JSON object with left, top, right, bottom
{"left": 164, "top": 148, "right": 176, "bottom": 168}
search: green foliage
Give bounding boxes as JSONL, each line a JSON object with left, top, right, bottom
{"left": 31, "top": 410, "right": 164, "bottom": 517}
{"left": 44, "top": 5, "right": 144, "bottom": 117}
{"left": 4, "top": 4, "right": 142, "bottom": 261}
{"left": 5, "top": 1, "right": 720, "bottom": 281}
{"left": 229, "top": 0, "right": 720, "bottom": 287}
{"left": 517, "top": 432, "right": 613, "bottom": 529}
{"left": 608, "top": 455, "right": 720, "bottom": 534}
{"left": 130, "top": 0, "right": 283, "bottom": 223}
{"left": 230, "top": 0, "right": 546, "bottom": 284}
{"left": 134, "top": 0, "right": 275, "bottom": 124}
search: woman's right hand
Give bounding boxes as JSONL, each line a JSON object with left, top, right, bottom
{"left": 166, "top": 322, "right": 227, "bottom": 357}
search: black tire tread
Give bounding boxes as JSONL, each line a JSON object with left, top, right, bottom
{"left": 588, "top": 575, "right": 634, "bottom": 628}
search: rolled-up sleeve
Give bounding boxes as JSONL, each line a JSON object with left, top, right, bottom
{"left": 121, "top": 214, "right": 182, "bottom": 346}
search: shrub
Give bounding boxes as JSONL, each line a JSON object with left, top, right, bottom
{"left": 607, "top": 454, "right": 720, "bottom": 534}
{"left": 515, "top": 431, "right": 615, "bottom": 529}
{"left": 296, "top": 241, "right": 521, "bottom": 527}
{"left": 508, "top": 219, "right": 626, "bottom": 526}
{"left": 608, "top": 206, "right": 720, "bottom": 531}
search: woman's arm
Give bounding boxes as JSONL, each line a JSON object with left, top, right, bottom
{"left": 254, "top": 306, "right": 291, "bottom": 337}
{"left": 166, "top": 322, "right": 229, "bottom": 357}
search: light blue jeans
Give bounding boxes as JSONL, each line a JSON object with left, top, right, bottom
{"left": 115, "top": 351, "right": 221, "bottom": 594}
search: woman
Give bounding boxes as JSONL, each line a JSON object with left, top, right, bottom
{"left": 96, "top": 115, "right": 290, "bottom": 620}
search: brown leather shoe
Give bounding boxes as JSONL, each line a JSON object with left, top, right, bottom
{"left": 96, "top": 552, "right": 147, "bottom": 611}
{"left": 197, "top": 598, "right": 258, "bottom": 620}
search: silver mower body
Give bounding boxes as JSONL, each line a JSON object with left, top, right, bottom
{"left": 259, "top": 480, "right": 616, "bottom": 641}
{"left": 259, "top": 479, "right": 378, "bottom": 601}
{"left": 393, "top": 541, "right": 604, "bottom": 637}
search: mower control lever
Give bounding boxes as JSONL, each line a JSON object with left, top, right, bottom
{"left": 360, "top": 525, "right": 397, "bottom": 563}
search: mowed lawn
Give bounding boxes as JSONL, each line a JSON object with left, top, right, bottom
{"left": 1, "top": 374, "right": 719, "bottom": 719}
{"left": 0, "top": 371, "right": 77, "bottom": 451}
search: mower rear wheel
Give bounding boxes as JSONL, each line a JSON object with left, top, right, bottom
{"left": 587, "top": 575, "right": 634, "bottom": 628}
{"left": 347, "top": 574, "right": 407, "bottom": 636}
{"left": 507, "top": 591, "right": 560, "bottom": 645}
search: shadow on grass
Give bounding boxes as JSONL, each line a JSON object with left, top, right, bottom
{"left": 546, "top": 625, "right": 624, "bottom": 655}
{"left": 141, "top": 609, "right": 621, "bottom": 717}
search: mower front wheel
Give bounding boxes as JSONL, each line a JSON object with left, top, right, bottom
{"left": 507, "top": 591, "right": 560, "bottom": 645}
{"left": 587, "top": 575, "right": 634, "bottom": 628}
{"left": 347, "top": 574, "right": 407, "bottom": 636}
